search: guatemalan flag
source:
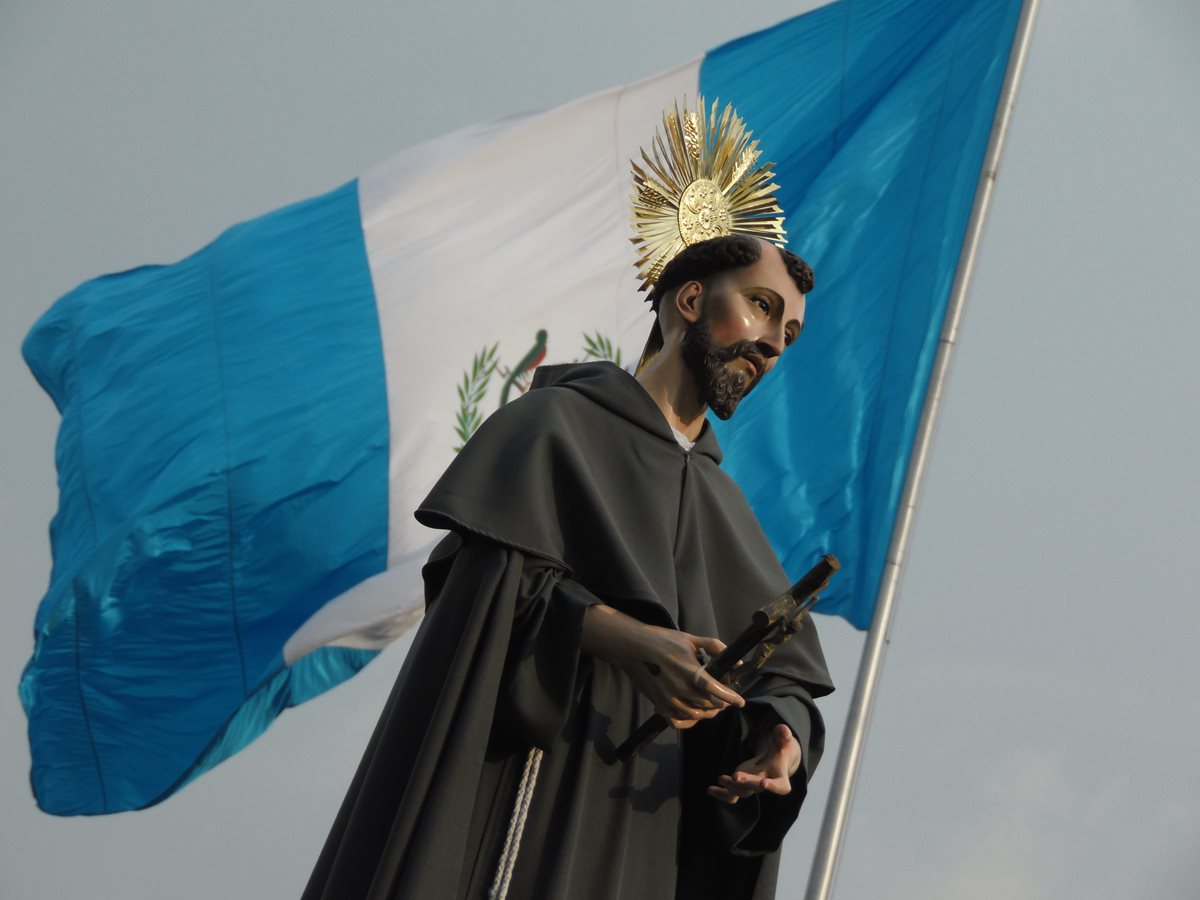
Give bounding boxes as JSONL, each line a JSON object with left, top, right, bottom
{"left": 22, "top": 0, "right": 1024, "bottom": 814}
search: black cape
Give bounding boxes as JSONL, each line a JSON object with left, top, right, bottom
{"left": 304, "top": 362, "right": 834, "bottom": 900}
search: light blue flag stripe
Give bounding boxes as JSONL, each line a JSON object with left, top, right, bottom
{"left": 706, "top": 0, "right": 1023, "bottom": 628}
{"left": 21, "top": 181, "right": 388, "bottom": 814}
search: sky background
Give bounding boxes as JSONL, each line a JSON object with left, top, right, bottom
{"left": 3, "top": 1, "right": 1199, "bottom": 898}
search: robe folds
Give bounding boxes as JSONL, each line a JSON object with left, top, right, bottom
{"left": 303, "top": 362, "right": 834, "bottom": 900}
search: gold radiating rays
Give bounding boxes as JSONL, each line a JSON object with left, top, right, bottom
{"left": 630, "top": 97, "right": 787, "bottom": 291}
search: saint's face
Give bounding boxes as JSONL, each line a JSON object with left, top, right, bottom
{"left": 682, "top": 245, "right": 807, "bottom": 419}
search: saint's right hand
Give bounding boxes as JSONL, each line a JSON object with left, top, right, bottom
{"left": 581, "top": 605, "right": 744, "bottom": 729}
{"left": 623, "top": 625, "right": 745, "bottom": 728}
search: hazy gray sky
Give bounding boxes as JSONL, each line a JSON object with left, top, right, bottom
{"left": 3, "top": 1, "right": 1199, "bottom": 898}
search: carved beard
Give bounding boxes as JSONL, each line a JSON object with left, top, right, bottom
{"left": 680, "top": 315, "right": 763, "bottom": 420}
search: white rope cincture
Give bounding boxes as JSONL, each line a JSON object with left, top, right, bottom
{"left": 488, "top": 746, "right": 544, "bottom": 900}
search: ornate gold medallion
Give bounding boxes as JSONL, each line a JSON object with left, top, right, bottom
{"left": 678, "top": 179, "right": 731, "bottom": 243}
{"left": 630, "top": 98, "right": 787, "bottom": 291}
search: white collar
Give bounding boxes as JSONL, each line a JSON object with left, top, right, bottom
{"left": 669, "top": 424, "right": 695, "bottom": 452}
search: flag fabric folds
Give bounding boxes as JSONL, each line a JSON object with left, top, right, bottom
{"left": 22, "top": 184, "right": 388, "bottom": 814}
{"left": 22, "top": 0, "right": 1023, "bottom": 814}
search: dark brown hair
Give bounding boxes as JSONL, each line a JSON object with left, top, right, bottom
{"left": 647, "top": 234, "right": 814, "bottom": 312}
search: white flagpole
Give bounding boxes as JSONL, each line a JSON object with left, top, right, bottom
{"left": 804, "top": 1, "right": 1042, "bottom": 897}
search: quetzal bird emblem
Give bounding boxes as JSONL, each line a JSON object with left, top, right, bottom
{"left": 499, "top": 329, "right": 548, "bottom": 405}
{"left": 454, "top": 329, "right": 623, "bottom": 452}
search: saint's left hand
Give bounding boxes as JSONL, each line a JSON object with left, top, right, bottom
{"left": 706, "top": 723, "right": 801, "bottom": 804}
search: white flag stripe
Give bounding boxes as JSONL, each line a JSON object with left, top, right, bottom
{"left": 284, "top": 60, "right": 699, "bottom": 662}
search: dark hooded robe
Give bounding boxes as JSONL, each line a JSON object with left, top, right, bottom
{"left": 303, "top": 361, "right": 833, "bottom": 900}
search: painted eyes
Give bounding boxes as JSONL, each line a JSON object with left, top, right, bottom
{"left": 749, "top": 293, "right": 799, "bottom": 347}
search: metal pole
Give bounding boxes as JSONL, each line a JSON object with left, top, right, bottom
{"left": 804, "top": 2, "right": 1042, "bottom": 897}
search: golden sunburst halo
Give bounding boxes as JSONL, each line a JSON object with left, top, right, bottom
{"left": 630, "top": 97, "right": 787, "bottom": 291}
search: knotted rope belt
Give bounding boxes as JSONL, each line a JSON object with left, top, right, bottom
{"left": 488, "top": 747, "right": 544, "bottom": 900}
